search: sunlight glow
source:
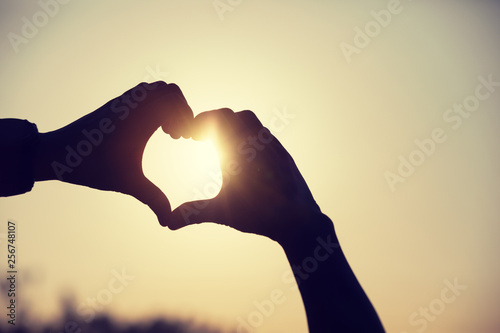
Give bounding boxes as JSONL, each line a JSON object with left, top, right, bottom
{"left": 1, "top": 2, "right": 499, "bottom": 332}
{"left": 186, "top": 139, "right": 222, "bottom": 187}
{"left": 143, "top": 129, "right": 223, "bottom": 210}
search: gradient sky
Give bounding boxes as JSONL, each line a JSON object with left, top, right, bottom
{"left": 1, "top": 1, "right": 499, "bottom": 332}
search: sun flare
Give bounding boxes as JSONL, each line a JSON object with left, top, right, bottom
{"left": 143, "top": 130, "right": 223, "bottom": 209}
{"left": 186, "top": 139, "right": 222, "bottom": 181}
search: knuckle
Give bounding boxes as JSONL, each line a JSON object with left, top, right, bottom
{"left": 236, "top": 110, "right": 263, "bottom": 128}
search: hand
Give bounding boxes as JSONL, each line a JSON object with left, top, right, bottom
{"left": 34, "top": 82, "right": 193, "bottom": 226}
{"left": 169, "top": 108, "right": 324, "bottom": 243}
{"left": 168, "top": 109, "right": 385, "bottom": 332}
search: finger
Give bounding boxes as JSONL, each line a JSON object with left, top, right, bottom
{"left": 161, "top": 83, "right": 193, "bottom": 135}
{"left": 191, "top": 109, "right": 266, "bottom": 143}
{"left": 235, "top": 110, "right": 264, "bottom": 132}
{"left": 169, "top": 198, "right": 226, "bottom": 230}
{"left": 126, "top": 176, "right": 172, "bottom": 227}
{"left": 139, "top": 82, "right": 192, "bottom": 138}
{"left": 191, "top": 108, "right": 236, "bottom": 141}
{"left": 162, "top": 102, "right": 193, "bottom": 140}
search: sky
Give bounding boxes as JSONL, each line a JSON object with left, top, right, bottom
{"left": 1, "top": 1, "right": 499, "bottom": 332}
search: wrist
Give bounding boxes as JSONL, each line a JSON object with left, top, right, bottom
{"left": 34, "top": 131, "right": 59, "bottom": 182}
{"left": 276, "top": 211, "right": 340, "bottom": 272}
{"left": 276, "top": 209, "right": 336, "bottom": 252}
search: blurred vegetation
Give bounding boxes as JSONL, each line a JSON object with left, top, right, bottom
{"left": 2, "top": 314, "right": 223, "bottom": 333}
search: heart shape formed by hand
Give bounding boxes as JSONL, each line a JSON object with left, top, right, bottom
{"left": 36, "top": 81, "right": 317, "bottom": 240}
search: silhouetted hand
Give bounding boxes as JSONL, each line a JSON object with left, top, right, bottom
{"left": 34, "top": 82, "right": 193, "bottom": 226}
{"left": 169, "top": 108, "right": 385, "bottom": 332}
{"left": 169, "top": 108, "right": 324, "bottom": 242}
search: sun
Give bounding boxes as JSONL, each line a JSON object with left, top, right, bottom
{"left": 143, "top": 129, "right": 222, "bottom": 209}
{"left": 185, "top": 139, "right": 222, "bottom": 184}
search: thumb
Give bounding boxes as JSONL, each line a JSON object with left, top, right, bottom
{"left": 169, "top": 198, "right": 225, "bottom": 230}
{"left": 127, "top": 176, "right": 172, "bottom": 227}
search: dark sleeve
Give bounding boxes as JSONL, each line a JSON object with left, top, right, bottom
{"left": 0, "top": 119, "right": 39, "bottom": 197}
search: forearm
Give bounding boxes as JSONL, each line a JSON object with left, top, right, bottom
{"left": 280, "top": 213, "right": 385, "bottom": 333}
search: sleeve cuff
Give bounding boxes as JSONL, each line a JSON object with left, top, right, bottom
{"left": 0, "top": 119, "right": 39, "bottom": 197}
